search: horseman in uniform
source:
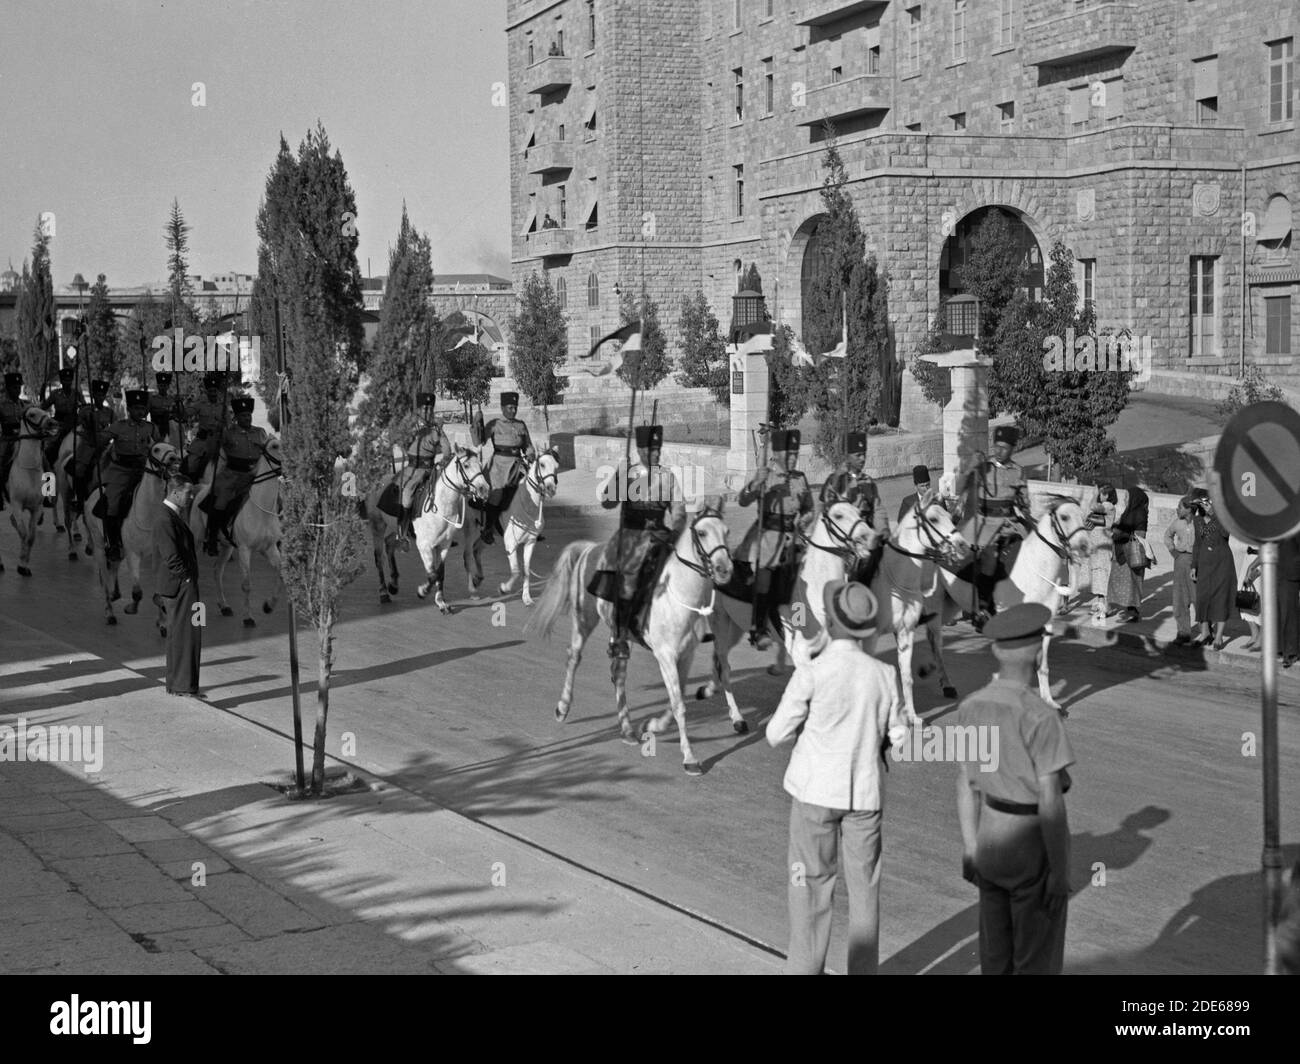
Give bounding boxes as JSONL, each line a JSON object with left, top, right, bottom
{"left": 590, "top": 424, "right": 686, "bottom": 660}
{"left": 0, "top": 372, "right": 25, "bottom": 511}
{"left": 204, "top": 395, "right": 270, "bottom": 556}
{"left": 72, "top": 380, "right": 113, "bottom": 512}
{"left": 184, "top": 372, "right": 227, "bottom": 480}
{"left": 473, "top": 391, "right": 535, "bottom": 545}
{"left": 959, "top": 425, "right": 1031, "bottom": 623}
{"left": 42, "top": 367, "right": 84, "bottom": 472}
{"left": 396, "top": 392, "right": 451, "bottom": 547}
{"left": 148, "top": 371, "right": 187, "bottom": 444}
{"left": 820, "top": 430, "right": 890, "bottom": 586}
{"left": 738, "top": 428, "right": 815, "bottom": 650}
{"left": 100, "top": 390, "right": 162, "bottom": 562}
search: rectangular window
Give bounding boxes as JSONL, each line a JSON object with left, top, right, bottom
{"left": 734, "top": 164, "right": 745, "bottom": 217}
{"left": 557, "top": 29, "right": 564, "bottom": 55}
{"left": 998, "top": 100, "right": 1015, "bottom": 130}
{"left": 734, "top": 67, "right": 744, "bottom": 120}
{"left": 528, "top": 41, "right": 535, "bottom": 65}
{"left": 1080, "top": 259, "right": 1095, "bottom": 316}
{"left": 765, "top": 0, "right": 773, "bottom": 17}
{"left": 1189, "top": 257, "right": 1217, "bottom": 357}
{"left": 905, "top": 122, "right": 922, "bottom": 131}
{"left": 1105, "top": 77, "right": 1125, "bottom": 121}
{"left": 1070, "top": 84, "right": 1090, "bottom": 125}
{"left": 558, "top": 123, "right": 566, "bottom": 142}
{"left": 590, "top": 324, "right": 601, "bottom": 351}
{"left": 558, "top": 184, "right": 567, "bottom": 228}
{"left": 1268, "top": 39, "right": 1294, "bottom": 122}
{"left": 588, "top": 2, "right": 595, "bottom": 50}
{"left": 1266, "top": 296, "right": 1292, "bottom": 355}
{"left": 999, "top": 0, "right": 1014, "bottom": 48}
{"left": 734, "top": 0, "right": 742, "bottom": 31}
{"left": 831, "top": 67, "right": 842, "bottom": 83}
{"left": 763, "top": 58, "right": 774, "bottom": 114}
{"left": 1197, "top": 98, "right": 1218, "bottom": 124}
{"left": 951, "top": 112, "right": 966, "bottom": 132}
{"left": 952, "top": 1, "right": 967, "bottom": 63}
{"left": 907, "top": 7, "right": 921, "bottom": 75}
{"left": 868, "top": 45, "right": 880, "bottom": 75}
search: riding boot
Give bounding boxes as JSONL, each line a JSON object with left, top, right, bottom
{"left": 104, "top": 516, "right": 123, "bottom": 563}
{"left": 480, "top": 504, "right": 497, "bottom": 545}
{"left": 205, "top": 508, "right": 225, "bottom": 556}
{"left": 608, "top": 597, "right": 631, "bottom": 659}
{"left": 749, "top": 590, "right": 772, "bottom": 649}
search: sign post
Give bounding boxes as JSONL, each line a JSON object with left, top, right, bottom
{"left": 1210, "top": 400, "right": 1300, "bottom": 975}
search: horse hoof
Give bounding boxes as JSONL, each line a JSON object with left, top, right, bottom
{"left": 437, "top": 604, "right": 452, "bottom": 616}
{"left": 106, "top": 615, "right": 117, "bottom": 626}
{"left": 683, "top": 761, "right": 703, "bottom": 776}
{"left": 416, "top": 586, "right": 428, "bottom": 600}
{"left": 522, "top": 595, "right": 533, "bottom": 607}
{"left": 555, "top": 705, "right": 568, "bottom": 723}
{"left": 732, "top": 719, "right": 749, "bottom": 735}
{"left": 124, "top": 603, "right": 138, "bottom": 615}
{"left": 695, "top": 685, "right": 709, "bottom": 700}
{"left": 220, "top": 605, "right": 234, "bottom": 617}
{"left": 624, "top": 731, "right": 642, "bottom": 746}
{"left": 68, "top": 551, "right": 78, "bottom": 561}
{"left": 386, "top": 583, "right": 398, "bottom": 595}
{"left": 379, "top": 592, "right": 391, "bottom": 604}
{"left": 17, "top": 566, "right": 31, "bottom": 577}
{"left": 943, "top": 685, "right": 958, "bottom": 699}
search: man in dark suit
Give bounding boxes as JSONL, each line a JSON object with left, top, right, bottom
{"left": 1279, "top": 532, "right": 1300, "bottom": 667}
{"left": 897, "top": 465, "right": 934, "bottom": 523}
{"left": 153, "top": 473, "right": 202, "bottom": 696}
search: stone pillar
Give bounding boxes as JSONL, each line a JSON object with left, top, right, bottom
{"left": 919, "top": 349, "right": 992, "bottom": 485}
{"left": 727, "top": 334, "right": 771, "bottom": 489}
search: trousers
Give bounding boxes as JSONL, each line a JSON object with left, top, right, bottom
{"left": 1280, "top": 575, "right": 1300, "bottom": 659}
{"left": 975, "top": 859, "right": 1068, "bottom": 975}
{"left": 160, "top": 579, "right": 202, "bottom": 694}
{"left": 784, "top": 800, "right": 882, "bottom": 975}
{"left": 1171, "top": 552, "right": 1195, "bottom": 636}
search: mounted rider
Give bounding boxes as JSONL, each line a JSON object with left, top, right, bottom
{"left": 100, "top": 390, "right": 162, "bottom": 563}
{"left": 0, "top": 372, "right": 26, "bottom": 511}
{"left": 473, "top": 391, "right": 536, "bottom": 545}
{"left": 959, "top": 424, "right": 1032, "bottom": 621}
{"left": 819, "top": 430, "right": 890, "bottom": 586}
{"left": 589, "top": 424, "right": 686, "bottom": 660}
{"left": 396, "top": 392, "right": 451, "bottom": 547}
{"left": 738, "top": 428, "right": 815, "bottom": 650}
{"left": 184, "top": 372, "right": 228, "bottom": 480}
{"left": 42, "top": 366, "right": 84, "bottom": 471}
{"left": 71, "top": 379, "right": 114, "bottom": 512}
{"left": 204, "top": 395, "right": 270, "bottom": 556}
{"left": 148, "top": 371, "right": 187, "bottom": 443}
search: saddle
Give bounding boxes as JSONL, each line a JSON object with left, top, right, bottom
{"left": 377, "top": 480, "right": 401, "bottom": 518}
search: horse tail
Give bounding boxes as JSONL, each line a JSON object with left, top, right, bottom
{"left": 526, "top": 540, "right": 590, "bottom": 641}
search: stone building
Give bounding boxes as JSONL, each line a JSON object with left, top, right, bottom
{"left": 507, "top": 0, "right": 1299, "bottom": 432}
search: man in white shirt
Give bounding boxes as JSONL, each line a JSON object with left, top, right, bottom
{"left": 767, "top": 578, "right": 909, "bottom": 975}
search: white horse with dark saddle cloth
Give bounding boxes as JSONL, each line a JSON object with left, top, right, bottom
{"left": 410, "top": 445, "right": 491, "bottom": 613}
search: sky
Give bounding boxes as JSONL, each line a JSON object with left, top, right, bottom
{"left": 0, "top": 0, "right": 510, "bottom": 288}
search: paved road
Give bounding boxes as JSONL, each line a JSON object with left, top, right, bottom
{"left": 1, "top": 501, "right": 1295, "bottom": 974}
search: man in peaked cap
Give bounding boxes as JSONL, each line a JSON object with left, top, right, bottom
{"left": 767, "top": 578, "right": 908, "bottom": 975}
{"left": 100, "top": 389, "right": 162, "bottom": 562}
{"left": 203, "top": 394, "right": 270, "bottom": 556}
{"left": 148, "top": 371, "right": 187, "bottom": 447}
{"left": 42, "top": 367, "right": 84, "bottom": 472}
{"left": 474, "top": 391, "right": 536, "bottom": 545}
{"left": 820, "top": 430, "right": 890, "bottom": 587}
{"left": 590, "top": 423, "right": 685, "bottom": 659}
{"left": 184, "top": 371, "right": 228, "bottom": 480}
{"left": 72, "top": 379, "right": 114, "bottom": 512}
{"left": 738, "top": 427, "right": 815, "bottom": 649}
{"left": 955, "top": 602, "right": 1073, "bottom": 975}
{"left": 898, "top": 465, "right": 935, "bottom": 524}
{"left": 396, "top": 392, "right": 452, "bottom": 548}
{"left": 0, "top": 372, "right": 26, "bottom": 510}
{"left": 958, "top": 424, "right": 1031, "bottom": 626}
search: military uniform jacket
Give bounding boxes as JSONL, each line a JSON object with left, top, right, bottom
{"left": 219, "top": 424, "right": 270, "bottom": 474}
{"left": 189, "top": 395, "right": 227, "bottom": 440}
{"left": 46, "top": 390, "right": 83, "bottom": 433}
{"left": 409, "top": 421, "right": 451, "bottom": 467}
{"left": 961, "top": 458, "right": 1028, "bottom": 550}
{"left": 148, "top": 392, "right": 186, "bottom": 431}
{"left": 820, "top": 466, "right": 889, "bottom": 537}
{"left": 480, "top": 416, "right": 534, "bottom": 487}
{"left": 739, "top": 466, "right": 814, "bottom": 570}
{"left": 74, "top": 405, "right": 113, "bottom": 458}
{"left": 0, "top": 397, "right": 24, "bottom": 441}
{"left": 105, "top": 418, "right": 161, "bottom": 468}
{"left": 597, "top": 462, "right": 686, "bottom": 588}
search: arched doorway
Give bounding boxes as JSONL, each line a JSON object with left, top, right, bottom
{"left": 939, "top": 205, "right": 1044, "bottom": 307}
{"left": 800, "top": 219, "right": 838, "bottom": 349}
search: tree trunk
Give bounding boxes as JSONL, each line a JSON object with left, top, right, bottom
{"left": 310, "top": 612, "right": 333, "bottom": 795}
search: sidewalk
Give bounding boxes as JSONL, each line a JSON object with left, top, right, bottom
{"left": 0, "top": 616, "right": 779, "bottom": 975}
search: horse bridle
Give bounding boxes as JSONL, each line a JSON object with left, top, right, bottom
{"left": 445, "top": 450, "right": 490, "bottom": 499}
{"left": 676, "top": 508, "right": 729, "bottom": 578}
{"left": 525, "top": 452, "right": 559, "bottom": 496}
{"left": 17, "top": 406, "right": 56, "bottom": 441}
{"left": 889, "top": 501, "right": 961, "bottom": 562}
{"left": 249, "top": 443, "right": 283, "bottom": 486}
{"left": 800, "top": 505, "right": 871, "bottom": 559}
{"left": 1035, "top": 499, "right": 1090, "bottom": 563}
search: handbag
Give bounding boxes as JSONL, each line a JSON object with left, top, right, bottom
{"left": 1236, "top": 582, "right": 1260, "bottom": 613}
{"left": 1125, "top": 537, "right": 1147, "bottom": 571}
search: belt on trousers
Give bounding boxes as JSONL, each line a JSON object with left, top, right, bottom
{"left": 225, "top": 458, "right": 255, "bottom": 473}
{"left": 494, "top": 446, "right": 521, "bottom": 457}
{"left": 983, "top": 793, "right": 1039, "bottom": 816}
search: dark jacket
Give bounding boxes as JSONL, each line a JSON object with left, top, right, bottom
{"left": 152, "top": 504, "right": 198, "bottom": 599}
{"left": 1112, "top": 486, "right": 1150, "bottom": 546}
{"left": 1281, "top": 534, "right": 1300, "bottom": 582}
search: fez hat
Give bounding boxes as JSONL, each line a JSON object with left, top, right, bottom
{"left": 993, "top": 425, "right": 1020, "bottom": 448}
{"left": 416, "top": 392, "right": 436, "bottom": 407}
{"left": 771, "top": 428, "right": 799, "bottom": 453}
{"left": 912, "top": 464, "right": 931, "bottom": 486}
{"left": 983, "top": 603, "right": 1051, "bottom": 650}
{"left": 231, "top": 396, "right": 254, "bottom": 415}
{"left": 58, "top": 367, "right": 76, "bottom": 383}
{"left": 91, "top": 379, "right": 109, "bottom": 394}
{"left": 155, "top": 371, "right": 173, "bottom": 386}
{"left": 4, "top": 372, "right": 22, "bottom": 389}
{"left": 823, "top": 579, "right": 878, "bottom": 639}
{"left": 125, "top": 389, "right": 148, "bottom": 408}
{"left": 844, "top": 431, "right": 867, "bottom": 455}
{"left": 203, "top": 371, "right": 223, "bottom": 389}
{"left": 501, "top": 391, "right": 520, "bottom": 407}
{"left": 634, "top": 424, "right": 663, "bottom": 449}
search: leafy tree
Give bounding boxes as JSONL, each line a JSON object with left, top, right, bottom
{"left": 953, "top": 208, "right": 1027, "bottom": 343}
{"left": 508, "top": 271, "right": 568, "bottom": 434}
{"left": 16, "top": 222, "right": 57, "bottom": 393}
{"left": 256, "top": 123, "right": 370, "bottom": 797}
{"left": 120, "top": 291, "right": 168, "bottom": 388}
{"left": 909, "top": 310, "right": 957, "bottom": 408}
{"left": 358, "top": 204, "right": 438, "bottom": 446}
{"left": 675, "top": 290, "right": 728, "bottom": 405}
{"left": 1217, "top": 364, "right": 1286, "bottom": 417}
{"left": 84, "top": 274, "right": 122, "bottom": 384}
{"left": 767, "top": 324, "right": 813, "bottom": 432}
{"left": 443, "top": 339, "right": 495, "bottom": 421}
{"left": 617, "top": 286, "right": 670, "bottom": 391}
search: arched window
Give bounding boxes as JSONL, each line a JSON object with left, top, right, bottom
{"left": 555, "top": 276, "right": 567, "bottom": 309}
{"left": 734, "top": 259, "right": 743, "bottom": 292}
{"left": 587, "top": 272, "right": 599, "bottom": 308}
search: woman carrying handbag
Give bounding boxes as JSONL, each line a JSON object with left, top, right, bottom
{"left": 1108, "top": 485, "right": 1151, "bottom": 623}
{"left": 1190, "top": 489, "right": 1239, "bottom": 649}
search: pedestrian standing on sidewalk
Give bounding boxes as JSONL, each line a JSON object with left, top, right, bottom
{"left": 956, "top": 602, "right": 1074, "bottom": 975}
{"left": 1086, "top": 485, "right": 1116, "bottom": 623}
{"left": 1107, "top": 484, "right": 1150, "bottom": 623}
{"left": 766, "top": 579, "right": 908, "bottom": 975}
{"left": 153, "top": 473, "right": 202, "bottom": 697}
{"left": 1279, "top": 532, "right": 1300, "bottom": 668}
{"left": 1164, "top": 495, "right": 1198, "bottom": 645}
{"left": 1190, "top": 490, "right": 1238, "bottom": 649}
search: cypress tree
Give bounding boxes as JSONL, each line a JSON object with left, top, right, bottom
{"left": 674, "top": 290, "right": 728, "bottom": 405}
{"left": 508, "top": 271, "right": 568, "bottom": 434}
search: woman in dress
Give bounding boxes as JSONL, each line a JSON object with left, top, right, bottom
{"left": 1108, "top": 484, "right": 1151, "bottom": 623}
{"left": 1191, "top": 490, "right": 1239, "bottom": 649}
{"left": 1239, "top": 547, "right": 1261, "bottom": 652}
{"left": 1087, "top": 484, "right": 1117, "bottom": 623}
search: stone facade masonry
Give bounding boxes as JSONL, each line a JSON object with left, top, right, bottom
{"left": 508, "top": 0, "right": 1300, "bottom": 438}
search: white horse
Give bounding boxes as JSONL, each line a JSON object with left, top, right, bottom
{"left": 462, "top": 449, "right": 561, "bottom": 606}
{"left": 190, "top": 439, "right": 284, "bottom": 627}
{"left": 52, "top": 431, "right": 88, "bottom": 561}
{"left": 412, "top": 445, "right": 491, "bottom": 614}
{"left": 923, "top": 496, "right": 1092, "bottom": 714}
{"left": 871, "top": 500, "right": 971, "bottom": 726}
{"left": 526, "top": 505, "right": 733, "bottom": 775}
{"left": 698, "top": 501, "right": 880, "bottom": 720}
{"left": 83, "top": 441, "right": 181, "bottom": 625}
{"left": 3, "top": 405, "right": 60, "bottom": 576}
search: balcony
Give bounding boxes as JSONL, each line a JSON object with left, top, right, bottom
{"left": 526, "top": 55, "right": 573, "bottom": 95}
{"left": 1022, "top": 2, "right": 1137, "bottom": 69}
{"left": 794, "top": 74, "right": 890, "bottom": 126}
{"left": 797, "top": 1, "right": 889, "bottom": 27}
{"left": 527, "top": 227, "right": 574, "bottom": 259}
{"left": 526, "top": 141, "right": 574, "bottom": 175}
